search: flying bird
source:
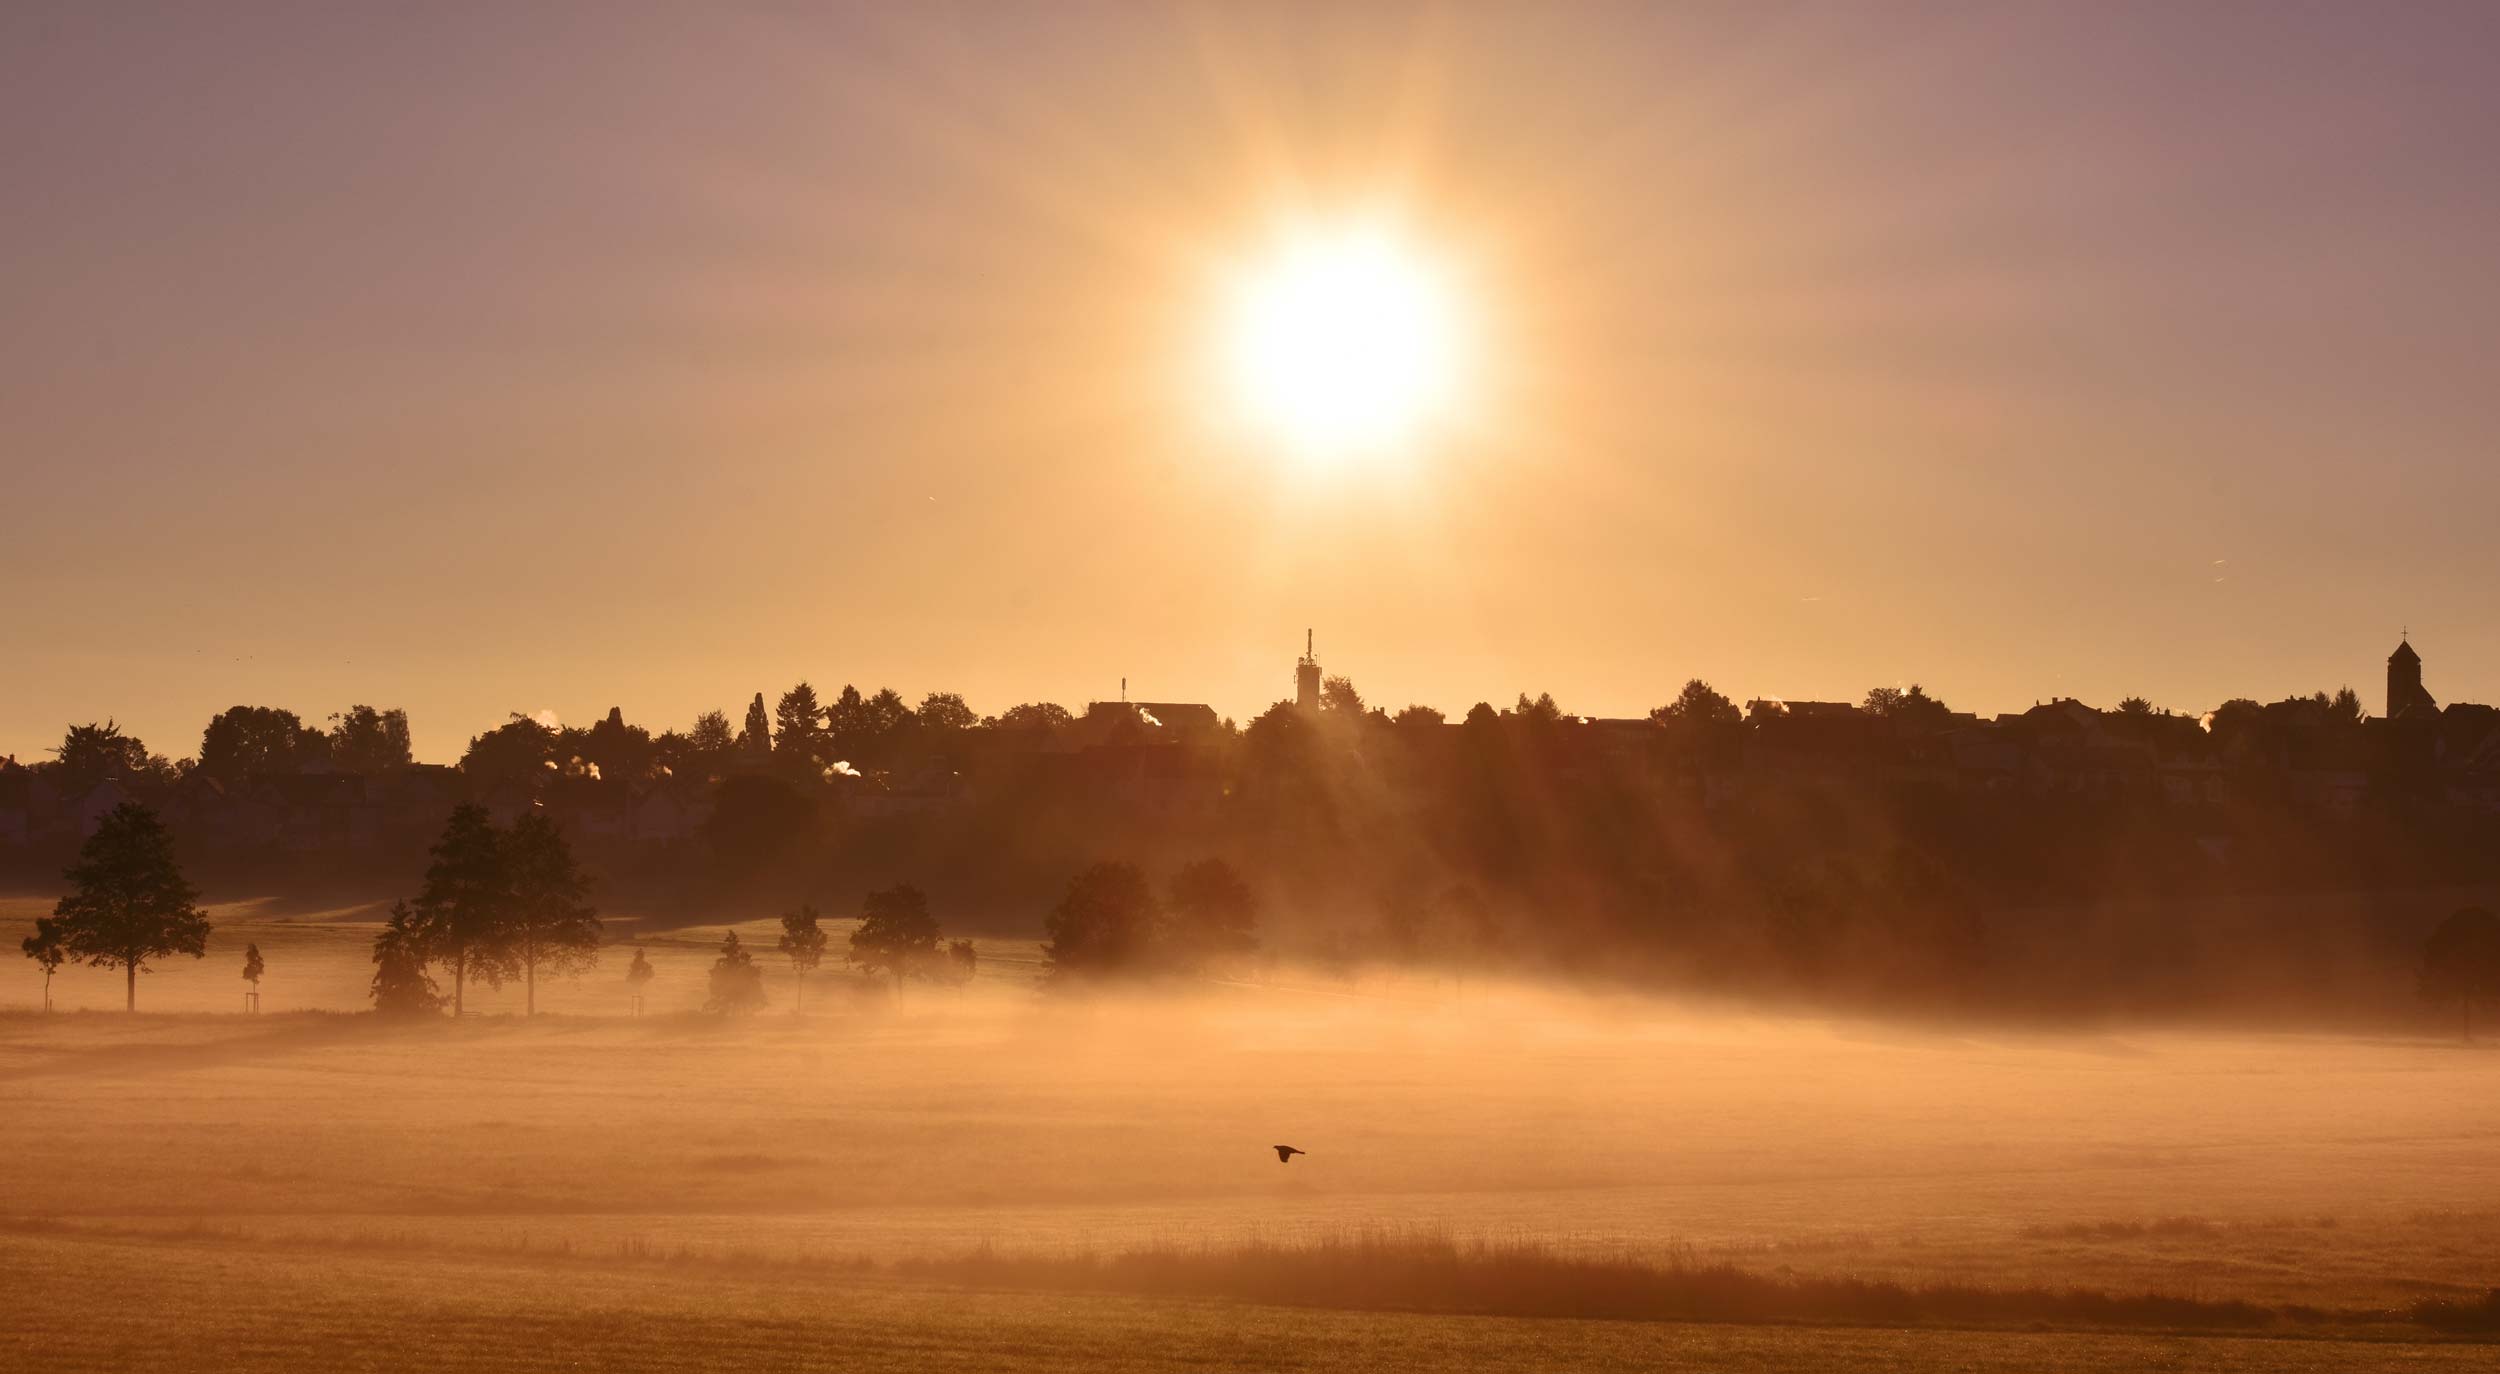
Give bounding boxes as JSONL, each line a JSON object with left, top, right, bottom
{"left": 1273, "top": 1145, "right": 1305, "bottom": 1163}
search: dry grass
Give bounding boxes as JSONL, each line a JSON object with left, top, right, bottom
{"left": 3, "top": 935, "right": 2500, "bottom": 1366}
{"left": 6, "top": 1227, "right": 2496, "bottom": 1374}
{"left": 903, "top": 1230, "right": 2304, "bottom": 1330}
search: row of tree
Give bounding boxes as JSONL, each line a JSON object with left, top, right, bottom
{"left": 16, "top": 797, "right": 2500, "bottom": 1035}
{"left": 1039, "top": 858, "right": 1259, "bottom": 982}
{"left": 693, "top": 889, "right": 979, "bottom": 1016}
{"left": 368, "top": 804, "right": 599, "bottom": 1015}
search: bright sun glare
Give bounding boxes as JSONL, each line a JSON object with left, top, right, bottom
{"left": 1224, "top": 223, "right": 1463, "bottom": 460}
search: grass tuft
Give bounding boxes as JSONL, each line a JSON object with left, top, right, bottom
{"left": 900, "top": 1230, "right": 2308, "bottom": 1333}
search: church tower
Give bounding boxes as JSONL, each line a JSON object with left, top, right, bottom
{"left": 1295, "top": 629, "right": 1322, "bottom": 710}
{"left": 2387, "top": 636, "right": 2436, "bottom": 720}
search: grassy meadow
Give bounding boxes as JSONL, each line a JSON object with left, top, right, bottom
{"left": 4, "top": 894, "right": 2499, "bottom": 1369}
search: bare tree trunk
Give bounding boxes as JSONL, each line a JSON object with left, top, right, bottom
{"left": 454, "top": 951, "right": 466, "bottom": 1018}
{"left": 526, "top": 944, "right": 537, "bottom": 1016}
{"left": 125, "top": 961, "right": 135, "bottom": 1013}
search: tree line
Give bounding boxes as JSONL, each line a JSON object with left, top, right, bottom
{"left": 17, "top": 796, "right": 2500, "bottom": 1037}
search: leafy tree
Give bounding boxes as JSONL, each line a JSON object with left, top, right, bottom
{"left": 942, "top": 939, "right": 978, "bottom": 986}
{"left": 1164, "top": 858, "right": 1259, "bottom": 973}
{"left": 1862, "top": 683, "right": 1953, "bottom": 727}
{"left": 685, "top": 710, "right": 737, "bottom": 768}
{"left": 21, "top": 916, "right": 66, "bottom": 1012}
{"left": 50, "top": 720, "right": 163, "bottom": 793}
{"left": 860, "top": 688, "right": 915, "bottom": 738}
{"left": 2116, "top": 696, "right": 2156, "bottom": 717}
{"left": 851, "top": 885, "right": 941, "bottom": 989}
{"left": 1510, "top": 692, "right": 1565, "bottom": 724}
{"left": 825, "top": 685, "right": 870, "bottom": 758}
{"left": 406, "top": 804, "right": 515, "bottom": 1016}
{"left": 1392, "top": 704, "right": 1446, "bottom": 728}
{"left": 1321, "top": 675, "right": 1366, "bottom": 716}
{"left": 1462, "top": 702, "right": 1500, "bottom": 729}
{"left": 459, "top": 715, "right": 558, "bottom": 789}
{"left": 370, "top": 901, "right": 443, "bottom": 1018}
{"left": 503, "top": 812, "right": 600, "bottom": 1014}
{"left": 50, "top": 803, "right": 211, "bottom": 1011}
{"left": 705, "top": 929, "right": 766, "bottom": 1014}
{"left": 625, "top": 947, "right": 655, "bottom": 1014}
{"left": 2324, "top": 685, "right": 2367, "bottom": 725}
{"left": 2207, "top": 698, "right": 2265, "bottom": 744}
{"left": 988, "top": 702, "right": 1073, "bottom": 732}
{"left": 577, "top": 707, "right": 657, "bottom": 783}
{"left": 917, "top": 692, "right": 978, "bottom": 732}
{"left": 2421, "top": 907, "right": 2500, "bottom": 1041}
{"left": 778, "top": 904, "right": 828, "bottom": 1011}
{"left": 327, "top": 705, "right": 413, "bottom": 773}
{"left": 241, "top": 941, "right": 265, "bottom": 1011}
{"left": 199, "top": 706, "right": 326, "bottom": 780}
{"left": 1651, "top": 679, "right": 1739, "bottom": 725}
{"left": 1042, "top": 862, "right": 1160, "bottom": 983}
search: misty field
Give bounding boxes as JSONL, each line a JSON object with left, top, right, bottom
{"left": 4, "top": 899, "right": 2499, "bottom": 1369}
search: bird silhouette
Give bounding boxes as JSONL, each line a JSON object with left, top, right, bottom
{"left": 1273, "top": 1145, "right": 1305, "bottom": 1163}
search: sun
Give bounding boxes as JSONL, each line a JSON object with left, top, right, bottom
{"left": 1221, "top": 222, "right": 1464, "bottom": 460}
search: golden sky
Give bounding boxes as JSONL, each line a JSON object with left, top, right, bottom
{"left": 7, "top": 2, "right": 2500, "bottom": 762}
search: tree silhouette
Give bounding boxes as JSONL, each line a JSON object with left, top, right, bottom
{"left": 51, "top": 803, "right": 210, "bottom": 1012}
{"left": 1164, "top": 858, "right": 1259, "bottom": 974}
{"left": 917, "top": 692, "right": 978, "bottom": 732}
{"left": 943, "top": 939, "right": 978, "bottom": 986}
{"left": 50, "top": 720, "right": 164, "bottom": 792}
{"left": 774, "top": 683, "right": 828, "bottom": 775}
{"left": 503, "top": 812, "right": 601, "bottom": 1014}
{"left": 406, "top": 804, "right": 515, "bottom": 1016}
{"left": 327, "top": 705, "right": 413, "bottom": 773}
{"left": 2326, "top": 685, "right": 2367, "bottom": 725}
{"left": 857, "top": 688, "right": 917, "bottom": 760}
{"left": 199, "top": 705, "right": 326, "bottom": 780}
{"left": 2421, "top": 907, "right": 2500, "bottom": 1042}
{"left": 1392, "top": 704, "right": 1446, "bottom": 728}
{"left": 458, "top": 715, "right": 557, "bottom": 789}
{"left": 577, "top": 707, "right": 656, "bottom": 783}
{"left": 1042, "top": 862, "right": 1159, "bottom": 983}
{"left": 705, "top": 929, "right": 766, "bottom": 1014}
{"left": 1321, "top": 675, "right": 1366, "bottom": 715}
{"left": 625, "top": 947, "right": 655, "bottom": 1016}
{"left": 21, "top": 917, "right": 66, "bottom": 1012}
{"left": 778, "top": 904, "right": 828, "bottom": 1012}
{"left": 1651, "top": 679, "right": 1739, "bottom": 725}
{"left": 1863, "top": 684, "right": 1953, "bottom": 727}
{"left": 241, "top": 941, "right": 265, "bottom": 1012}
{"left": 851, "top": 885, "right": 941, "bottom": 990}
{"left": 1510, "top": 692, "right": 1566, "bottom": 724}
{"left": 681, "top": 709, "right": 736, "bottom": 777}
{"left": 989, "top": 702, "right": 1073, "bottom": 732}
{"left": 737, "top": 693, "right": 774, "bottom": 764}
{"left": 370, "top": 901, "right": 442, "bottom": 1018}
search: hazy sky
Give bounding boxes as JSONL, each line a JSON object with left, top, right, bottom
{"left": 8, "top": 2, "right": 2500, "bottom": 764}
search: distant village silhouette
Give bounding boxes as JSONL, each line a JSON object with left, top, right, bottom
{"left": 0, "top": 632, "right": 2479, "bottom": 851}
{"left": 8, "top": 631, "right": 2500, "bottom": 1018}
